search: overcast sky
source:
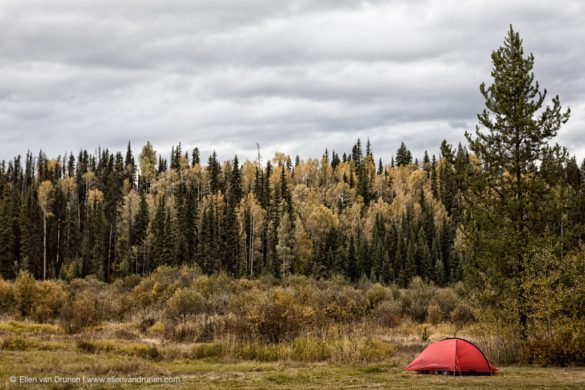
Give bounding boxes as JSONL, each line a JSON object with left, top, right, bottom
{"left": 1, "top": 0, "right": 584, "bottom": 164}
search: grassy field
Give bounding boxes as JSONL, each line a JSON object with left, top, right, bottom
{"left": 1, "top": 350, "right": 585, "bottom": 389}
{"left": 0, "top": 321, "right": 584, "bottom": 389}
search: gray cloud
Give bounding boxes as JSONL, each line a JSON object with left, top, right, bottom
{"left": 0, "top": 0, "right": 584, "bottom": 164}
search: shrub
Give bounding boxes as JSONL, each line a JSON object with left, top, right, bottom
{"left": 450, "top": 305, "right": 475, "bottom": 326}
{"left": 257, "top": 288, "right": 314, "bottom": 343}
{"left": 401, "top": 277, "right": 436, "bottom": 322}
{"left": 371, "top": 300, "right": 402, "bottom": 328}
{"left": 14, "top": 271, "right": 39, "bottom": 317}
{"left": 323, "top": 286, "right": 368, "bottom": 323}
{"left": 163, "top": 288, "right": 206, "bottom": 341}
{"left": 0, "top": 279, "right": 15, "bottom": 315}
{"left": 60, "top": 293, "right": 103, "bottom": 333}
{"left": 522, "top": 337, "right": 585, "bottom": 366}
{"left": 131, "top": 265, "right": 201, "bottom": 309}
{"left": 30, "top": 280, "right": 67, "bottom": 322}
{"left": 427, "top": 302, "right": 443, "bottom": 325}
{"left": 164, "top": 288, "right": 206, "bottom": 323}
{"left": 432, "top": 288, "right": 460, "bottom": 319}
{"left": 365, "top": 283, "right": 391, "bottom": 308}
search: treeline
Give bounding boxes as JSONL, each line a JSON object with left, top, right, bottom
{"left": 0, "top": 136, "right": 583, "bottom": 287}
{"left": 0, "top": 138, "right": 473, "bottom": 286}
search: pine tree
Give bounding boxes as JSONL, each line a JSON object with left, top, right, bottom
{"left": 207, "top": 151, "right": 222, "bottom": 194}
{"left": 124, "top": 142, "right": 135, "bottom": 189}
{"left": 395, "top": 142, "right": 412, "bottom": 167}
{"left": 464, "top": 26, "right": 570, "bottom": 338}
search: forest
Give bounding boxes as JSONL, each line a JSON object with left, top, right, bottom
{"left": 0, "top": 27, "right": 584, "bottom": 373}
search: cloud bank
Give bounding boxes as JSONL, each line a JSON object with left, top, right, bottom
{"left": 1, "top": 0, "right": 584, "bottom": 162}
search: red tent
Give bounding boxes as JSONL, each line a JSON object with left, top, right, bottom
{"left": 405, "top": 338, "right": 498, "bottom": 375}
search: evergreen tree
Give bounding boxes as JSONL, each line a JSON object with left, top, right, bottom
{"left": 395, "top": 142, "right": 412, "bottom": 166}
{"left": 464, "top": 26, "right": 570, "bottom": 338}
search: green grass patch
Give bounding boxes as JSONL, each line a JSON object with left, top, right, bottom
{"left": 0, "top": 320, "right": 62, "bottom": 335}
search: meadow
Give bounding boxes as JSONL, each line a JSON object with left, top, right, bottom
{"left": 1, "top": 266, "right": 583, "bottom": 389}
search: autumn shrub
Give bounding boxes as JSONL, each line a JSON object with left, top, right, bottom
{"left": 60, "top": 292, "right": 104, "bottom": 333}
{"left": 522, "top": 336, "right": 585, "bottom": 366}
{"left": 257, "top": 288, "right": 314, "bottom": 343}
{"left": 450, "top": 305, "right": 475, "bottom": 326}
{"left": 30, "top": 280, "right": 67, "bottom": 322}
{"left": 365, "top": 283, "right": 392, "bottom": 308}
{"left": 193, "top": 272, "right": 235, "bottom": 300}
{"left": 164, "top": 288, "right": 206, "bottom": 322}
{"left": 371, "top": 299, "right": 402, "bottom": 328}
{"left": 400, "top": 277, "right": 436, "bottom": 322}
{"left": 432, "top": 288, "right": 460, "bottom": 320}
{"left": 323, "top": 285, "right": 368, "bottom": 323}
{"left": 163, "top": 287, "right": 206, "bottom": 341}
{"left": 0, "top": 279, "right": 15, "bottom": 316}
{"left": 228, "top": 287, "right": 314, "bottom": 343}
{"left": 131, "top": 265, "right": 201, "bottom": 309}
{"left": 14, "top": 271, "right": 39, "bottom": 317}
{"left": 426, "top": 302, "right": 443, "bottom": 324}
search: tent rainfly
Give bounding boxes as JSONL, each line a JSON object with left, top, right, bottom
{"left": 405, "top": 338, "right": 498, "bottom": 375}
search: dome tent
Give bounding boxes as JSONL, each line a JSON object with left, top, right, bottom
{"left": 405, "top": 338, "right": 497, "bottom": 375}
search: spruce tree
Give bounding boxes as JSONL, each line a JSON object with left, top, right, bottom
{"left": 395, "top": 142, "right": 412, "bottom": 166}
{"left": 464, "top": 26, "right": 570, "bottom": 338}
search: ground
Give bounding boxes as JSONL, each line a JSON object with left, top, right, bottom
{"left": 1, "top": 321, "right": 584, "bottom": 389}
{"left": 2, "top": 350, "right": 585, "bottom": 389}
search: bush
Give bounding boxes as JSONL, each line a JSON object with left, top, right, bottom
{"left": 522, "top": 337, "right": 585, "bottom": 366}
{"left": 0, "top": 279, "right": 15, "bottom": 315}
{"left": 165, "top": 288, "right": 206, "bottom": 322}
{"left": 450, "top": 305, "right": 475, "bottom": 326}
{"left": 163, "top": 288, "right": 206, "bottom": 341}
{"left": 257, "top": 289, "right": 314, "bottom": 343}
{"left": 365, "top": 283, "right": 391, "bottom": 308}
{"left": 229, "top": 288, "right": 314, "bottom": 343}
{"left": 131, "top": 265, "right": 200, "bottom": 309}
{"left": 427, "top": 302, "right": 443, "bottom": 325}
{"left": 60, "top": 293, "right": 103, "bottom": 333}
{"left": 30, "top": 280, "right": 67, "bottom": 323}
{"left": 401, "top": 277, "right": 436, "bottom": 322}
{"left": 14, "top": 271, "right": 39, "bottom": 318}
{"left": 371, "top": 300, "right": 403, "bottom": 328}
{"left": 323, "top": 286, "right": 368, "bottom": 323}
{"left": 432, "top": 288, "right": 460, "bottom": 319}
